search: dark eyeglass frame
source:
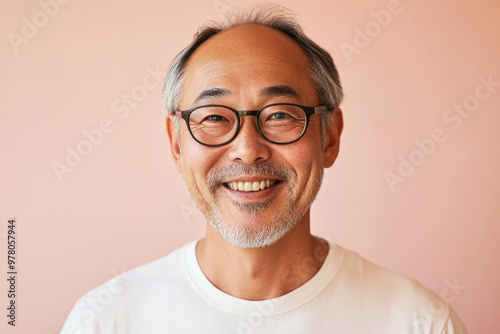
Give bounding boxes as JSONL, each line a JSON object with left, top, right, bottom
{"left": 175, "top": 103, "right": 332, "bottom": 147}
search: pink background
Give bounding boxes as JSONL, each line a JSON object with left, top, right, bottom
{"left": 2, "top": 0, "right": 499, "bottom": 333}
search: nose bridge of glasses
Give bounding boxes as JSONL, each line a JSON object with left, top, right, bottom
{"left": 238, "top": 109, "right": 259, "bottom": 117}
{"left": 236, "top": 109, "right": 261, "bottom": 132}
{"left": 237, "top": 109, "right": 260, "bottom": 133}
{"left": 231, "top": 112, "right": 270, "bottom": 158}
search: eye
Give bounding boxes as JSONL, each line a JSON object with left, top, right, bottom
{"left": 270, "top": 112, "right": 289, "bottom": 119}
{"left": 203, "top": 114, "right": 228, "bottom": 122}
{"left": 267, "top": 111, "right": 296, "bottom": 121}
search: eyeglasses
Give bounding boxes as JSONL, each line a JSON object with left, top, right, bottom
{"left": 175, "top": 103, "right": 332, "bottom": 147}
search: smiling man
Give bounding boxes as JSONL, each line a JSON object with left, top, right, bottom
{"left": 61, "top": 6, "right": 467, "bottom": 334}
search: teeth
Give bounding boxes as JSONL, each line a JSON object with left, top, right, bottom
{"left": 226, "top": 180, "right": 277, "bottom": 192}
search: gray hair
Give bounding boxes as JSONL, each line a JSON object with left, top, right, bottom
{"left": 163, "top": 4, "right": 343, "bottom": 135}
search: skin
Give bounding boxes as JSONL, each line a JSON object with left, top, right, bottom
{"left": 166, "top": 24, "right": 344, "bottom": 300}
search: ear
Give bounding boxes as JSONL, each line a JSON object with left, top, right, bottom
{"left": 166, "top": 115, "right": 183, "bottom": 174}
{"left": 323, "top": 108, "right": 344, "bottom": 168}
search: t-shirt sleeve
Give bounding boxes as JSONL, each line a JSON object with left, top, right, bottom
{"left": 60, "top": 303, "right": 88, "bottom": 334}
{"left": 440, "top": 305, "right": 468, "bottom": 334}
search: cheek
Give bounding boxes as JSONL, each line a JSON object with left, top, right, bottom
{"left": 293, "top": 127, "right": 324, "bottom": 164}
{"left": 180, "top": 142, "right": 220, "bottom": 214}
{"left": 279, "top": 150, "right": 322, "bottom": 190}
{"left": 287, "top": 139, "right": 324, "bottom": 188}
{"left": 180, "top": 137, "right": 222, "bottom": 187}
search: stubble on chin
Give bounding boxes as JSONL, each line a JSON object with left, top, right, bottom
{"left": 230, "top": 199, "right": 272, "bottom": 214}
{"left": 187, "top": 162, "right": 323, "bottom": 249}
{"left": 202, "top": 163, "right": 299, "bottom": 248}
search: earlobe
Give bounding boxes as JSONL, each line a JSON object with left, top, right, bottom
{"left": 166, "top": 115, "right": 183, "bottom": 174}
{"left": 323, "top": 108, "right": 344, "bottom": 168}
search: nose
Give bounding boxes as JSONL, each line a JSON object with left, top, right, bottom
{"left": 227, "top": 116, "right": 271, "bottom": 164}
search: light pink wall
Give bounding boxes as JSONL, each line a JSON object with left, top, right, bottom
{"left": 1, "top": 0, "right": 499, "bottom": 333}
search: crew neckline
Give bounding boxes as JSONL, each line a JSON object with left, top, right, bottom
{"left": 183, "top": 240, "right": 343, "bottom": 316}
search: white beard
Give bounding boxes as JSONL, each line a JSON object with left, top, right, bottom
{"left": 207, "top": 193, "right": 303, "bottom": 248}
{"left": 182, "top": 161, "right": 323, "bottom": 248}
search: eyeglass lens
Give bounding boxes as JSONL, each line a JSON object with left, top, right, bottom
{"left": 188, "top": 105, "right": 307, "bottom": 145}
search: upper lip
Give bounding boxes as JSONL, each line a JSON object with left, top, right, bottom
{"left": 222, "top": 175, "right": 281, "bottom": 183}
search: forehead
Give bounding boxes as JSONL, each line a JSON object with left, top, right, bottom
{"left": 180, "top": 24, "right": 317, "bottom": 107}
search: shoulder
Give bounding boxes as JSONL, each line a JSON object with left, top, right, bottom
{"left": 92, "top": 241, "right": 189, "bottom": 296}
{"left": 61, "top": 242, "right": 194, "bottom": 333}
{"left": 330, "top": 245, "right": 468, "bottom": 333}
{"left": 338, "top": 246, "right": 434, "bottom": 297}
{"left": 337, "top": 246, "right": 436, "bottom": 297}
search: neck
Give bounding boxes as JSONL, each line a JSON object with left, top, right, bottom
{"left": 196, "top": 212, "right": 329, "bottom": 300}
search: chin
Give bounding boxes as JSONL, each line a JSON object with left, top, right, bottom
{"left": 207, "top": 205, "right": 302, "bottom": 249}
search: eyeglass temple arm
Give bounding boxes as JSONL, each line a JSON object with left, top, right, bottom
{"left": 313, "top": 106, "right": 337, "bottom": 115}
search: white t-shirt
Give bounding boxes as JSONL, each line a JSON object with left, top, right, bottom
{"left": 61, "top": 241, "right": 467, "bottom": 333}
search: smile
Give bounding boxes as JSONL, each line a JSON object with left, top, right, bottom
{"left": 224, "top": 180, "right": 278, "bottom": 192}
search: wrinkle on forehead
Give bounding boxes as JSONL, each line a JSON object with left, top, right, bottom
{"left": 180, "top": 24, "right": 317, "bottom": 109}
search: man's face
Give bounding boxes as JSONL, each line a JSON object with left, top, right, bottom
{"left": 168, "top": 25, "right": 342, "bottom": 248}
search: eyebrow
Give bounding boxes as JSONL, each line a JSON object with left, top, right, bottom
{"left": 261, "top": 85, "right": 300, "bottom": 100}
{"left": 193, "top": 85, "right": 301, "bottom": 105}
{"left": 194, "top": 87, "right": 231, "bottom": 104}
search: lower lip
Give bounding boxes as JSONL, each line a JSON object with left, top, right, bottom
{"left": 223, "top": 182, "right": 282, "bottom": 200}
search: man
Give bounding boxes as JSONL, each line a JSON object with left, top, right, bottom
{"left": 62, "top": 6, "right": 467, "bottom": 333}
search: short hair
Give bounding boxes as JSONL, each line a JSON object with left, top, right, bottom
{"left": 163, "top": 4, "right": 343, "bottom": 135}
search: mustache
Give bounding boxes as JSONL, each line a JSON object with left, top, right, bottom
{"left": 207, "top": 163, "right": 296, "bottom": 192}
